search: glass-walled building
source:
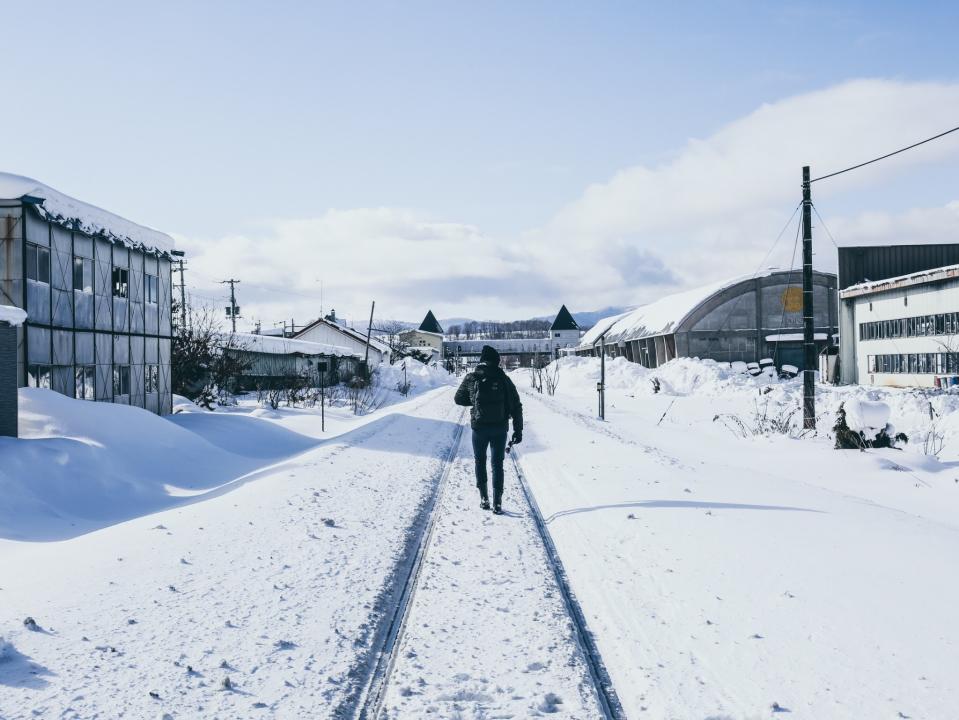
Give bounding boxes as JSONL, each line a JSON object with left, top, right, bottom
{"left": 0, "top": 173, "right": 174, "bottom": 414}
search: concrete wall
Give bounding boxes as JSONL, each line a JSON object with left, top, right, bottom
{"left": 0, "top": 323, "right": 17, "bottom": 437}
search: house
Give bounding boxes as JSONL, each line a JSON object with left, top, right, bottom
{"left": 292, "top": 316, "right": 391, "bottom": 369}
{"left": 576, "top": 269, "right": 838, "bottom": 369}
{"left": 221, "top": 332, "right": 362, "bottom": 390}
{"left": 0, "top": 173, "right": 175, "bottom": 415}
{"left": 399, "top": 310, "right": 445, "bottom": 354}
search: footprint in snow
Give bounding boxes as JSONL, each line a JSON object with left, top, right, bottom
{"left": 537, "top": 692, "right": 563, "bottom": 713}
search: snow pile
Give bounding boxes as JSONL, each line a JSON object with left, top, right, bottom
{"left": 0, "top": 172, "right": 174, "bottom": 255}
{"left": 0, "top": 388, "right": 317, "bottom": 540}
{"left": 542, "top": 355, "right": 779, "bottom": 397}
{"left": 843, "top": 399, "right": 892, "bottom": 440}
{"left": 0, "top": 304, "right": 27, "bottom": 327}
{"left": 0, "top": 635, "right": 11, "bottom": 661}
{"left": 376, "top": 357, "right": 455, "bottom": 396}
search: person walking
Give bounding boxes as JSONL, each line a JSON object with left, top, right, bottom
{"left": 454, "top": 345, "right": 523, "bottom": 514}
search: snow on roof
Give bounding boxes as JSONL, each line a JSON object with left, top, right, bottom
{"left": 839, "top": 263, "right": 959, "bottom": 298}
{"left": 401, "top": 328, "right": 444, "bottom": 338}
{"left": 0, "top": 172, "right": 175, "bottom": 255}
{"left": 579, "top": 310, "right": 634, "bottom": 346}
{"left": 578, "top": 269, "right": 787, "bottom": 348}
{"left": 224, "top": 332, "right": 360, "bottom": 358}
{"left": 295, "top": 318, "right": 391, "bottom": 355}
{"left": 0, "top": 304, "right": 27, "bottom": 327}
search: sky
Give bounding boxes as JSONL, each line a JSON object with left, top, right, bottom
{"left": 4, "top": 1, "right": 959, "bottom": 329}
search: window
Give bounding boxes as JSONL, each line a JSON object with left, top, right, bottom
{"left": 27, "top": 364, "right": 51, "bottom": 388}
{"left": 73, "top": 257, "right": 93, "bottom": 293}
{"left": 113, "top": 365, "right": 131, "bottom": 396}
{"left": 554, "top": 333, "right": 561, "bottom": 338}
{"left": 25, "top": 243, "right": 50, "bottom": 284}
{"left": 145, "top": 364, "right": 159, "bottom": 393}
{"left": 75, "top": 365, "right": 95, "bottom": 400}
{"left": 145, "top": 274, "right": 159, "bottom": 304}
{"left": 112, "top": 266, "right": 129, "bottom": 298}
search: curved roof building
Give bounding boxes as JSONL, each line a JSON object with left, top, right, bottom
{"left": 577, "top": 269, "right": 838, "bottom": 370}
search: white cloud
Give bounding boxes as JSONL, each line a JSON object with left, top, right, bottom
{"left": 181, "top": 79, "right": 959, "bottom": 326}
{"left": 528, "top": 78, "right": 959, "bottom": 304}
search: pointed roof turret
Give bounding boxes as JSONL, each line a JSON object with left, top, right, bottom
{"left": 418, "top": 310, "right": 444, "bottom": 334}
{"left": 550, "top": 305, "right": 579, "bottom": 331}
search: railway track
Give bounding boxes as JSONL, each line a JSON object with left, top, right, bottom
{"left": 509, "top": 447, "right": 627, "bottom": 720}
{"left": 350, "top": 413, "right": 625, "bottom": 720}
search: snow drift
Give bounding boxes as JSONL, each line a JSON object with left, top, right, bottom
{"left": 0, "top": 389, "right": 318, "bottom": 541}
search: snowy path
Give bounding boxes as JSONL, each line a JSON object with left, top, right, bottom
{"left": 0, "top": 388, "right": 463, "bottom": 719}
{"left": 515, "top": 385, "right": 959, "bottom": 720}
{"left": 377, "top": 434, "right": 604, "bottom": 719}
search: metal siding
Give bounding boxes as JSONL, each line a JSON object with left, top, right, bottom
{"left": 838, "top": 245, "right": 959, "bottom": 290}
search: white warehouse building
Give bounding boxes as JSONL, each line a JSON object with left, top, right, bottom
{"left": 839, "top": 264, "right": 959, "bottom": 388}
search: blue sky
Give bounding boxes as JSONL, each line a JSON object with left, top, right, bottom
{"left": 5, "top": 1, "right": 959, "bottom": 325}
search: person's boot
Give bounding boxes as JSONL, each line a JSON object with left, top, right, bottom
{"left": 492, "top": 490, "right": 503, "bottom": 515}
{"left": 478, "top": 486, "right": 490, "bottom": 511}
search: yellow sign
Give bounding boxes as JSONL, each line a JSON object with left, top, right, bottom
{"left": 781, "top": 286, "right": 803, "bottom": 313}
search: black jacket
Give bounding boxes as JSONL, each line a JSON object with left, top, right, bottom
{"left": 454, "top": 362, "right": 523, "bottom": 432}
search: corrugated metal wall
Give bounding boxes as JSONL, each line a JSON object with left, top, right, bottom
{"left": 838, "top": 245, "right": 959, "bottom": 290}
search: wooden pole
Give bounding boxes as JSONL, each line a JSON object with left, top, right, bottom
{"left": 802, "top": 166, "right": 816, "bottom": 429}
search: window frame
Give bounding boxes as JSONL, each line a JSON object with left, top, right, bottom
{"left": 25, "top": 242, "right": 51, "bottom": 284}
{"left": 145, "top": 364, "right": 159, "bottom": 393}
{"left": 113, "top": 364, "right": 131, "bottom": 396}
{"left": 75, "top": 365, "right": 95, "bottom": 400}
{"left": 73, "top": 256, "right": 93, "bottom": 294}
{"left": 112, "top": 265, "right": 129, "bottom": 299}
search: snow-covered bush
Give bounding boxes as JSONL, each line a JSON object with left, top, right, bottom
{"left": 833, "top": 401, "right": 909, "bottom": 450}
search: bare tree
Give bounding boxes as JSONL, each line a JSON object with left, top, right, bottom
{"left": 374, "top": 319, "right": 409, "bottom": 352}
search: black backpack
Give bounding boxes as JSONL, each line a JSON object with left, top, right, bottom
{"left": 473, "top": 370, "right": 508, "bottom": 424}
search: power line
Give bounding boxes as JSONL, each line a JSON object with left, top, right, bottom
{"left": 811, "top": 204, "right": 840, "bottom": 249}
{"left": 810, "top": 124, "right": 959, "bottom": 184}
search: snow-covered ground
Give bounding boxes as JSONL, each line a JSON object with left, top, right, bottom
{"left": 511, "top": 356, "right": 959, "bottom": 719}
{"left": 3, "top": 354, "right": 959, "bottom": 719}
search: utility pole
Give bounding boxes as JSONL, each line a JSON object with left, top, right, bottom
{"left": 171, "top": 250, "right": 187, "bottom": 329}
{"left": 363, "top": 300, "right": 375, "bottom": 372}
{"left": 220, "top": 279, "right": 241, "bottom": 333}
{"left": 801, "top": 166, "right": 816, "bottom": 430}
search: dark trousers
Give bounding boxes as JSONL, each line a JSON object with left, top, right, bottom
{"left": 471, "top": 424, "right": 508, "bottom": 503}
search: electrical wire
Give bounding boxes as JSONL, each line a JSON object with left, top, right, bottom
{"left": 771, "top": 213, "right": 804, "bottom": 366}
{"left": 811, "top": 204, "right": 840, "bottom": 249}
{"left": 810, "top": 124, "right": 959, "bottom": 184}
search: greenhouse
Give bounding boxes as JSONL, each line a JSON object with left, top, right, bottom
{"left": 576, "top": 269, "right": 838, "bottom": 370}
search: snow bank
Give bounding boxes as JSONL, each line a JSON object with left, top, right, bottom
{"left": 544, "top": 355, "right": 775, "bottom": 397}
{"left": 0, "top": 172, "right": 174, "bottom": 254}
{"left": 377, "top": 357, "right": 455, "bottom": 396}
{"left": 0, "top": 388, "right": 317, "bottom": 541}
{"left": 0, "top": 304, "right": 26, "bottom": 327}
